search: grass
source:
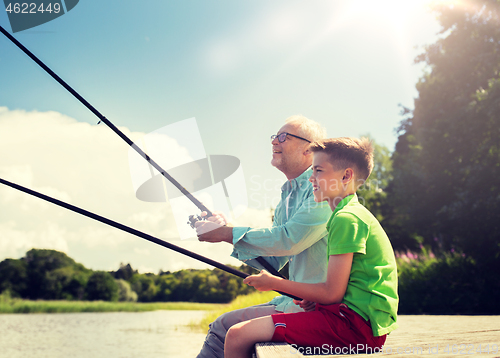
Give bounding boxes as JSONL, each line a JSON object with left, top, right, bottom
{"left": 0, "top": 290, "right": 278, "bottom": 317}
{"left": 190, "top": 290, "right": 280, "bottom": 332}
{"left": 0, "top": 290, "right": 282, "bottom": 333}
{"left": 0, "top": 294, "right": 223, "bottom": 314}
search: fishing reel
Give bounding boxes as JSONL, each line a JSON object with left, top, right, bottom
{"left": 187, "top": 214, "right": 205, "bottom": 229}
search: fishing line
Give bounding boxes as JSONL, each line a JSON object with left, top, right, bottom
{"left": 0, "top": 25, "right": 286, "bottom": 279}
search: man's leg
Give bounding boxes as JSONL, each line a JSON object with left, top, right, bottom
{"left": 196, "top": 303, "right": 280, "bottom": 358}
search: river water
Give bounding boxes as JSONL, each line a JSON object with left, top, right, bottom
{"left": 0, "top": 310, "right": 208, "bottom": 358}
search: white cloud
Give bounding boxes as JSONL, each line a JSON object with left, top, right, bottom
{"left": 0, "top": 108, "right": 180, "bottom": 268}
{"left": 0, "top": 107, "right": 270, "bottom": 273}
{"left": 0, "top": 220, "right": 69, "bottom": 260}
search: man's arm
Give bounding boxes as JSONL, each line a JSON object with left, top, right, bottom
{"left": 229, "top": 195, "right": 331, "bottom": 260}
{"left": 196, "top": 195, "right": 330, "bottom": 258}
{"left": 195, "top": 214, "right": 289, "bottom": 275}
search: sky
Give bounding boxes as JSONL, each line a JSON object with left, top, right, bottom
{"left": 0, "top": 0, "right": 442, "bottom": 273}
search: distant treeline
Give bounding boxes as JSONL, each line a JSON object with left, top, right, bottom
{"left": 0, "top": 249, "right": 257, "bottom": 303}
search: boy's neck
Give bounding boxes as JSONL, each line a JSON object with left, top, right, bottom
{"left": 328, "top": 192, "right": 355, "bottom": 211}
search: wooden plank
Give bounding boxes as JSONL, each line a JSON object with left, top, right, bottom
{"left": 255, "top": 342, "right": 304, "bottom": 358}
{"left": 255, "top": 315, "right": 500, "bottom": 358}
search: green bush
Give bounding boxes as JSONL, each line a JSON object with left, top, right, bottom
{"left": 396, "top": 249, "right": 499, "bottom": 314}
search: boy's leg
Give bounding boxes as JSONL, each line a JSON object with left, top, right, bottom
{"left": 196, "top": 303, "right": 280, "bottom": 358}
{"left": 271, "top": 304, "right": 386, "bottom": 353}
{"left": 225, "top": 315, "right": 275, "bottom": 358}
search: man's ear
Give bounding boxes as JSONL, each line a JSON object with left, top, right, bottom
{"left": 342, "top": 168, "right": 354, "bottom": 183}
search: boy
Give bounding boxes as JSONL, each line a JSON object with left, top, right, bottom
{"left": 224, "top": 137, "right": 399, "bottom": 358}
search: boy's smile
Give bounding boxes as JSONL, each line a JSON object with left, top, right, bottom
{"left": 309, "top": 152, "right": 354, "bottom": 210}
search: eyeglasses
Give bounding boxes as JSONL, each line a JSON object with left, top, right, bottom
{"left": 271, "top": 132, "right": 311, "bottom": 143}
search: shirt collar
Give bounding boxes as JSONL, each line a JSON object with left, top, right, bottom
{"left": 332, "top": 193, "right": 358, "bottom": 215}
{"left": 281, "top": 167, "right": 312, "bottom": 193}
{"left": 326, "top": 194, "right": 358, "bottom": 231}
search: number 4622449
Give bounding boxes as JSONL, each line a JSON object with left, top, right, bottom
{"left": 5, "top": 2, "right": 61, "bottom": 14}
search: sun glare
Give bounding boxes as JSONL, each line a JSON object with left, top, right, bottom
{"left": 333, "top": 0, "right": 436, "bottom": 34}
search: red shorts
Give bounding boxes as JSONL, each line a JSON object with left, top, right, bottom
{"left": 271, "top": 303, "right": 386, "bottom": 354}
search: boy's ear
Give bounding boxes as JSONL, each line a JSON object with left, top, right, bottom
{"left": 342, "top": 168, "right": 354, "bottom": 183}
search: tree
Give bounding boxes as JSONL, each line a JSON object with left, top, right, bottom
{"left": 116, "top": 279, "right": 138, "bottom": 302}
{"left": 24, "top": 249, "right": 82, "bottom": 299}
{"left": 0, "top": 258, "right": 28, "bottom": 297}
{"left": 85, "top": 271, "right": 119, "bottom": 301}
{"left": 0, "top": 250, "right": 259, "bottom": 303}
{"left": 114, "top": 263, "right": 136, "bottom": 281}
{"left": 389, "top": 0, "right": 500, "bottom": 262}
{"left": 129, "top": 273, "right": 159, "bottom": 302}
{"left": 357, "top": 135, "right": 393, "bottom": 222}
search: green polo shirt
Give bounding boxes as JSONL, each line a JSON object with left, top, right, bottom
{"left": 327, "top": 194, "right": 399, "bottom": 336}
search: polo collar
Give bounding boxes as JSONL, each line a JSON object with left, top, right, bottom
{"left": 332, "top": 194, "right": 358, "bottom": 215}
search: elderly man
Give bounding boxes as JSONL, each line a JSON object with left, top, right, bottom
{"left": 195, "top": 115, "right": 332, "bottom": 358}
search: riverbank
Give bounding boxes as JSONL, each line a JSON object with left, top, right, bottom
{"left": 0, "top": 291, "right": 278, "bottom": 315}
{"left": 0, "top": 297, "right": 224, "bottom": 314}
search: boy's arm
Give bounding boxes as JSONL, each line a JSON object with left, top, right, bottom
{"left": 244, "top": 253, "right": 353, "bottom": 305}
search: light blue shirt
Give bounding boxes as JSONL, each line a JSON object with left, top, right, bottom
{"left": 231, "top": 168, "right": 332, "bottom": 312}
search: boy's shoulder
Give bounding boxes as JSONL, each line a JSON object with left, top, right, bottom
{"left": 331, "top": 195, "right": 377, "bottom": 227}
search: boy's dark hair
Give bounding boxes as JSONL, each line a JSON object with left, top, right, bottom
{"left": 309, "top": 137, "right": 374, "bottom": 181}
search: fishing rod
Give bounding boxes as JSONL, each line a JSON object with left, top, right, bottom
{"left": 0, "top": 177, "right": 301, "bottom": 300}
{"left": 0, "top": 25, "right": 285, "bottom": 279}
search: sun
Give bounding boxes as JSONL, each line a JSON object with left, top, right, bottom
{"left": 353, "top": 0, "right": 433, "bottom": 17}
{"left": 317, "top": 0, "right": 440, "bottom": 63}
{"left": 333, "top": 0, "right": 436, "bottom": 34}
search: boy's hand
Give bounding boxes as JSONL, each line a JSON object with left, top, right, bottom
{"left": 293, "top": 299, "right": 316, "bottom": 312}
{"left": 243, "top": 270, "right": 279, "bottom": 291}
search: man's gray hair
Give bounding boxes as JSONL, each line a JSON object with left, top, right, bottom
{"left": 285, "top": 115, "right": 327, "bottom": 142}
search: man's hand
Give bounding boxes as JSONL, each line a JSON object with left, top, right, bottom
{"left": 195, "top": 219, "right": 223, "bottom": 236}
{"left": 243, "top": 270, "right": 281, "bottom": 292}
{"left": 195, "top": 212, "right": 233, "bottom": 243}
{"left": 199, "top": 211, "right": 228, "bottom": 226}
